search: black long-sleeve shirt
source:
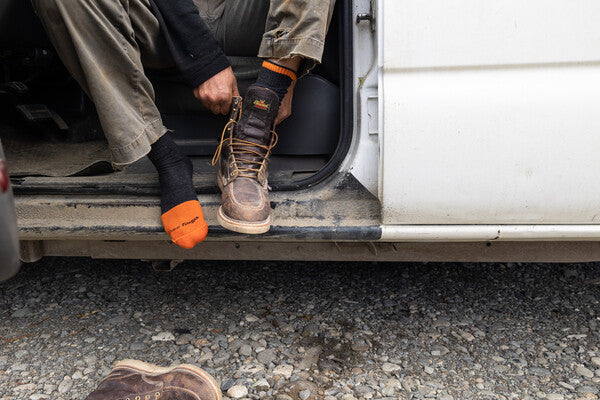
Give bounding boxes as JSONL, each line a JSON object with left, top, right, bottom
{"left": 149, "top": 0, "right": 230, "bottom": 87}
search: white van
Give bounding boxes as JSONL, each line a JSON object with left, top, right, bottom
{"left": 1, "top": 0, "right": 599, "bottom": 277}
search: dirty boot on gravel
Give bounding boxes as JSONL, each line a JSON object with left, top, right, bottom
{"left": 212, "top": 86, "right": 279, "bottom": 234}
{"left": 85, "top": 359, "right": 222, "bottom": 400}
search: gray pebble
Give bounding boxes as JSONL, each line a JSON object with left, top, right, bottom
{"left": 106, "top": 315, "right": 127, "bottom": 325}
{"left": 152, "top": 331, "right": 175, "bottom": 342}
{"left": 227, "top": 385, "right": 248, "bottom": 399}
{"left": 11, "top": 308, "right": 33, "bottom": 318}
{"left": 576, "top": 365, "right": 595, "bottom": 378}
{"left": 529, "top": 367, "right": 552, "bottom": 377}
{"left": 130, "top": 341, "right": 146, "bottom": 351}
{"left": 3, "top": 259, "right": 600, "bottom": 400}
{"left": 57, "top": 378, "right": 72, "bottom": 394}
{"left": 14, "top": 350, "right": 28, "bottom": 359}
{"left": 220, "top": 378, "right": 235, "bottom": 391}
{"left": 382, "top": 362, "right": 401, "bottom": 373}
{"left": 256, "top": 349, "right": 276, "bottom": 364}
{"left": 175, "top": 334, "right": 195, "bottom": 345}
{"left": 239, "top": 344, "right": 252, "bottom": 357}
{"left": 577, "top": 385, "right": 599, "bottom": 395}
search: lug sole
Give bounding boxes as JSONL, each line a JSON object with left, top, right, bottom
{"left": 217, "top": 206, "right": 271, "bottom": 235}
{"left": 113, "top": 359, "right": 222, "bottom": 400}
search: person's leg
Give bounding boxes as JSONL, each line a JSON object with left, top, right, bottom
{"left": 213, "top": 0, "right": 336, "bottom": 234}
{"left": 32, "top": 0, "right": 169, "bottom": 167}
{"left": 213, "top": 0, "right": 269, "bottom": 58}
{"left": 256, "top": 0, "right": 336, "bottom": 118}
{"left": 33, "top": 0, "right": 207, "bottom": 248}
{"left": 260, "top": 0, "right": 336, "bottom": 78}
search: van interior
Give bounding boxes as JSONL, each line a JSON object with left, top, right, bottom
{"left": 0, "top": 1, "right": 353, "bottom": 197}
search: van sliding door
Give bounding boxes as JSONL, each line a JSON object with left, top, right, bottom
{"left": 380, "top": 0, "right": 600, "bottom": 225}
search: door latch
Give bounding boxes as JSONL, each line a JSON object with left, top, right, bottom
{"left": 356, "top": 0, "right": 376, "bottom": 32}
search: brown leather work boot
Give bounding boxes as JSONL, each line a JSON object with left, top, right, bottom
{"left": 212, "top": 86, "right": 279, "bottom": 234}
{"left": 85, "top": 359, "right": 222, "bottom": 400}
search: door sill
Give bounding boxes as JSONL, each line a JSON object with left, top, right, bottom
{"left": 16, "top": 174, "right": 381, "bottom": 241}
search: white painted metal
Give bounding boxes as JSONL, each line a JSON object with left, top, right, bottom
{"left": 381, "top": 225, "right": 600, "bottom": 242}
{"left": 381, "top": 0, "right": 600, "bottom": 225}
{"left": 343, "top": 0, "right": 380, "bottom": 197}
{"left": 385, "top": 1, "right": 600, "bottom": 70}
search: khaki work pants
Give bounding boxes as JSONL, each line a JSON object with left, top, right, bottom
{"left": 32, "top": 0, "right": 336, "bottom": 167}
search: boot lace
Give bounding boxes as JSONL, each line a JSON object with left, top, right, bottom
{"left": 211, "top": 105, "right": 278, "bottom": 180}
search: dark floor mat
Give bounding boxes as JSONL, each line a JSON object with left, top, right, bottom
{"left": 11, "top": 155, "right": 329, "bottom": 195}
{"left": 2, "top": 139, "right": 113, "bottom": 177}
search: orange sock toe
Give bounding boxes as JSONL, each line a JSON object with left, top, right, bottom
{"left": 161, "top": 200, "right": 208, "bottom": 249}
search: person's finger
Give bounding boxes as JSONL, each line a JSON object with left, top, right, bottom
{"left": 221, "top": 96, "right": 232, "bottom": 114}
{"left": 210, "top": 102, "right": 222, "bottom": 115}
{"left": 203, "top": 92, "right": 216, "bottom": 112}
{"left": 275, "top": 104, "right": 292, "bottom": 126}
{"left": 201, "top": 97, "right": 211, "bottom": 111}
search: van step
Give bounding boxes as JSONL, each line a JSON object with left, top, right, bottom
{"left": 15, "top": 174, "right": 382, "bottom": 242}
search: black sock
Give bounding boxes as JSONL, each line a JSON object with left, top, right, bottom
{"left": 254, "top": 61, "right": 297, "bottom": 104}
{"left": 147, "top": 134, "right": 197, "bottom": 214}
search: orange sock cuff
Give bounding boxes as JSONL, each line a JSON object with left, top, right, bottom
{"left": 161, "top": 200, "right": 208, "bottom": 249}
{"left": 262, "top": 61, "right": 297, "bottom": 81}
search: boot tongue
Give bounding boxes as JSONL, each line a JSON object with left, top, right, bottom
{"left": 237, "top": 86, "right": 280, "bottom": 146}
{"left": 230, "top": 87, "right": 280, "bottom": 179}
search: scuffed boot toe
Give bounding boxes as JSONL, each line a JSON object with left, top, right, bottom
{"left": 85, "top": 359, "right": 222, "bottom": 400}
{"left": 217, "top": 177, "right": 271, "bottom": 234}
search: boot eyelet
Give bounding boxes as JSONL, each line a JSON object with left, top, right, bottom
{"left": 136, "top": 397, "right": 141, "bottom": 400}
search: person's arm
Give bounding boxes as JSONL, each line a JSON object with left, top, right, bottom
{"left": 149, "top": 0, "right": 228, "bottom": 87}
{"left": 149, "top": 0, "right": 238, "bottom": 114}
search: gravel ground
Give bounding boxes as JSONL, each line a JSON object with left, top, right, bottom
{"left": 1, "top": 259, "right": 600, "bottom": 400}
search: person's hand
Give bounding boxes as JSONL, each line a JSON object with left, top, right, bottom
{"left": 275, "top": 80, "right": 297, "bottom": 126}
{"left": 193, "top": 67, "right": 239, "bottom": 115}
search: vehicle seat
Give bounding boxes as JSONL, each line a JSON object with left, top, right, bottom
{"left": 150, "top": 4, "right": 341, "bottom": 157}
